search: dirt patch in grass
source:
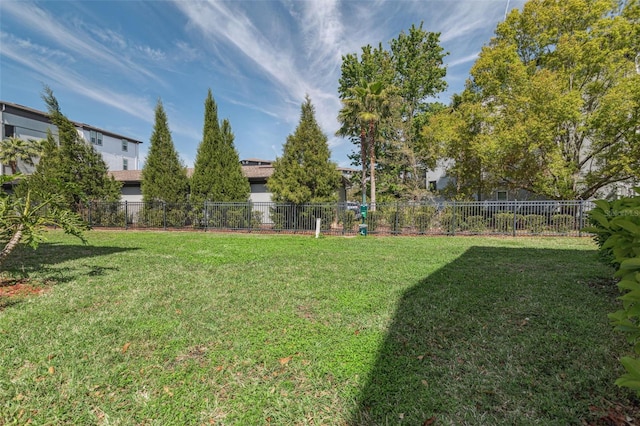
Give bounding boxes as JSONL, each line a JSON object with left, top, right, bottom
{"left": 0, "top": 278, "right": 51, "bottom": 300}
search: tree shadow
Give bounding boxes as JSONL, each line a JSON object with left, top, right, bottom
{"left": 1, "top": 242, "right": 139, "bottom": 284}
{"left": 350, "top": 246, "right": 627, "bottom": 425}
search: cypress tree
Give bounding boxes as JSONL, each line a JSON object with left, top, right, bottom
{"left": 191, "top": 89, "right": 249, "bottom": 203}
{"left": 218, "top": 118, "right": 250, "bottom": 202}
{"left": 30, "top": 87, "right": 121, "bottom": 209}
{"left": 269, "top": 96, "right": 341, "bottom": 203}
{"left": 141, "top": 100, "right": 189, "bottom": 204}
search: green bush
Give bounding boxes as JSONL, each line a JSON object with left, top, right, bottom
{"left": 551, "top": 214, "right": 575, "bottom": 233}
{"left": 525, "top": 214, "right": 546, "bottom": 234}
{"left": 251, "top": 210, "right": 263, "bottom": 230}
{"left": 584, "top": 188, "right": 640, "bottom": 396}
{"left": 225, "top": 208, "right": 247, "bottom": 229}
{"left": 366, "top": 211, "right": 380, "bottom": 233}
{"left": 341, "top": 210, "right": 357, "bottom": 232}
{"left": 493, "top": 212, "right": 524, "bottom": 233}
{"left": 414, "top": 206, "right": 436, "bottom": 234}
{"left": 89, "top": 203, "right": 125, "bottom": 227}
{"left": 384, "top": 208, "right": 406, "bottom": 233}
{"left": 438, "top": 206, "right": 462, "bottom": 234}
{"left": 465, "top": 215, "right": 487, "bottom": 233}
{"left": 140, "top": 205, "right": 164, "bottom": 228}
{"left": 166, "top": 207, "right": 188, "bottom": 227}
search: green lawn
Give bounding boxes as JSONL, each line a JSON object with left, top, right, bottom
{"left": 0, "top": 231, "right": 636, "bottom": 424}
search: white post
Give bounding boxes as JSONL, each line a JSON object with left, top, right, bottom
{"left": 315, "top": 218, "right": 322, "bottom": 238}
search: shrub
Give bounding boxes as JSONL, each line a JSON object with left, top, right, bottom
{"left": 584, "top": 189, "right": 640, "bottom": 396}
{"left": 438, "top": 206, "right": 464, "bottom": 234}
{"left": 89, "top": 203, "right": 125, "bottom": 227}
{"left": 341, "top": 210, "right": 357, "bottom": 232}
{"left": 226, "top": 207, "right": 247, "bottom": 229}
{"left": 251, "top": 210, "right": 263, "bottom": 230}
{"left": 414, "top": 206, "right": 436, "bottom": 234}
{"left": 366, "top": 211, "right": 380, "bottom": 233}
{"left": 551, "top": 214, "right": 575, "bottom": 233}
{"left": 384, "top": 207, "right": 406, "bottom": 233}
{"left": 465, "top": 215, "right": 487, "bottom": 233}
{"left": 525, "top": 214, "right": 546, "bottom": 234}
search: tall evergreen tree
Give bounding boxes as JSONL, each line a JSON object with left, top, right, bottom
{"left": 191, "top": 90, "right": 249, "bottom": 204}
{"left": 190, "top": 89, "right": 222, "bottom": 206}
{"left": 217, "top": 118, "right": 250, "bottom": 201}
{"left": 30, "top": 87, "right": 121, "bottom": 209}
{"left": 269, "top": 96, "right": 341, "bottom": 203}
{"left": 141, "top": 100, "right": 189, "bottom": 204}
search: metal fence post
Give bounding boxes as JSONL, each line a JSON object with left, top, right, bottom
{"left": 124, "top": 201, "right": 128, "bottom": 230}
{"left": 578, "top": 200, "right": 584, "bottom": 237}
{"left": 513, "top": 200, "right": 517, "bottom": 237}
{"left": 163, "top": 201, "right": 167, "bottom": 230}
{"left": 88, "top": 201, "right": 92, "bottom": 227}
{"left": 451, "top": 201, "right": 456, "bottom": 236}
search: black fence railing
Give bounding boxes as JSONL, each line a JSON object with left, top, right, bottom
{"left": 80, "top": 200, "right": 595, "bottom": 236}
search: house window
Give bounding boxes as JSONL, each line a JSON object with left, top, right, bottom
{"left": 90, "top": 130, "right": 103, "bottom": 146}
{"left": 497, "top": 190, "right": 508, "bottom": 201}
{"left": 428, "top": 180, "right": 437, "bottom": 192}
{"left": 122, "top": 139, "right": 128, "bottom": 152}
{"left": 4, "top": 124, "right": 15, "bottom": 138}
{"left": 123, "top": 159, "right": 128, "bottom": 170}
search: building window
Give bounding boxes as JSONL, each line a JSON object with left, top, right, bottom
{"left": 428, "top": 180, "right": 437, "bottom": 192}
{"left": 497, "top": 190, "right": 508, "bottom": 201}
{"left": 4, "top": 124, "right": 15, "bottom": 138}
{"left": 123, "top": 159, "right": 128, "bottom": 170}
{"left": 122, "top": 139, "right": 128, "bottom": 152}
{"left": 90, "top": 130, "right": 103, "bottom": 146}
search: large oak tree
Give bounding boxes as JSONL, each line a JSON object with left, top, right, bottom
{"left": 425, "top": 0, "right": 640, "bottom": 200}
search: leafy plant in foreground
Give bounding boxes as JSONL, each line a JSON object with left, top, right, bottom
{"left": 585, "top": 188, "right": 640, "bottom": 396}
{"left": 0, "top": 175, "right": 87, "bottom": 270}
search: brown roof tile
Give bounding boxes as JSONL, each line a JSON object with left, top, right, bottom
{"left": 109, "top": 165, "right": 273, "bottom": 183}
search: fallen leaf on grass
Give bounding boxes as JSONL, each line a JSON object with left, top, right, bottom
{"left": 48, "top": 366, "right": 55, "bottom": 375}
{"left": 421, "top": 379, "right": 428, "bottom": 387}
{"left": 163, "top": 386, "right": 173, "bottom": 396}
{"left": 423, "top": 416, "right": 436, "bottom": 425}
{"left": 279, "top": 356, "right": 292, "bottom": 365}
{"left": 122, "top": 342, "right": 131, "bottom": 353}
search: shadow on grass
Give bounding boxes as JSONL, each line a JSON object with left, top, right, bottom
{"left": 1, "top": 242, "right": 139, "bottom": 284}
{"left": 350, "top": 246, "right": 627, "bottom": 425}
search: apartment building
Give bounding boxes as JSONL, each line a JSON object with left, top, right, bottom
{"left": 0, "top": 101, "right": 142, "bottom": 175}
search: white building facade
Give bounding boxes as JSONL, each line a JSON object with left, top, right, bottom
{"left": 1, "top": 101, "right": 142, "bottom": 175}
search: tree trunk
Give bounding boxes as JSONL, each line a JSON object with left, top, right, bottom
{"left": 369, "top": 120, "right": 376, "bottom": 212}
{"left": 0, "top": 224, "right": 24, "bottom": 269}
{"left": 360, "top": 127, "right": 367, "bottom": 206}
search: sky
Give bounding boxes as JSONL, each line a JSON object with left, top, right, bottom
{"left": 0, "top": 0, "right": 526, "bottom": 169}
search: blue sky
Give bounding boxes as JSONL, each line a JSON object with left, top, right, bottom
{"left": 0, "top": 0, "right": 525, "bottom": 168}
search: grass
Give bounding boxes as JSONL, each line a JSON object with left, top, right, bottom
{"left": 0, "top": 230, "right": 636, "bottom": 425}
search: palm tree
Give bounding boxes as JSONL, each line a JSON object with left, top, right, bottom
{"left": 0, "top": 136, "right": 43, "bottom": 174}
{"left": 337, "top": 79, "right": 391, "bottom": 210}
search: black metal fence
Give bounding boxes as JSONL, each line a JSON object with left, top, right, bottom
{"left": 80, "top": 200, "right": 595, "bottom": 236}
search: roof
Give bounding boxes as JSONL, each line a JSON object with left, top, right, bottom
{"left": 109, "top": 165, "right": 274, "bottom": 183}
{"left": 1, "top": 100, "right": 144, "bottom": 144}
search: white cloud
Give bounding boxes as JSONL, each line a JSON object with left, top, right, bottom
{"left": 2, "top": 1, "right": 162, "bottom": 84}
{"left": 0, "top": 33, "right": 155, "bottom": 122}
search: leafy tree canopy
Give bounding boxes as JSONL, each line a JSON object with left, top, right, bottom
{"left": 338, "top": 23, "right": 448, "bottom": 201}
{"left": 424, "top": 0, "right": 640, "bottom": 200}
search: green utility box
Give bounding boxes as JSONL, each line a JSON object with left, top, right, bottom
{"left": 359, "top": 223, "right": 368, "bottom": 236}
